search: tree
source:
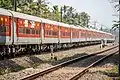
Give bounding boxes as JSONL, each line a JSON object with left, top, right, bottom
{"left": 0, "top": 0, "right": 12, "bottom": 10}
{"left": 51, "top": 5, "right": 60, "bottom": 21}
{"left": 0, "top": 0, "right": 91, "bottom": 28}
{"left": 112, "top": 3, "right": 120, "bottom": 31}
{"left": 35, "top": 0, "right": 50, "bottom": 18}
{"left": 112, "top": 20, "right": 120, "bottom": 31}
{"left": 62, "top": 5, "right": 69, "bottom": 23}
{"left": 79, "top": 12, "right": 90, "bottom": 27}
{"left": 114, "top": 4, "right": 120, "bottom": 11}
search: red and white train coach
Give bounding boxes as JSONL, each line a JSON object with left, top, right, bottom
{"left": 0, "top": 8, "right": 115, "bottom": 57}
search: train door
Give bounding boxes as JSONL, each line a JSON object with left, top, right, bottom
{"left": 0, "top": 15, "right": 12, "bottom": 45}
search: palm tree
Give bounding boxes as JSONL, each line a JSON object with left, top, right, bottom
{"left": 79, "top": 12, "right": 90, "bottom": 27}
{"left": 62, "top": 5, "right": 69, "bottom": 23}
{"left": 36, "top": 0, "right": 49, "bottom": 17}
{"left": 0, "top": 0, "right": 12, "bottom": 10}
{"left": 51, "top": 5, "right": 60, "bottom": 21}
{"left": 112, "top": 3, "right": 120, "bottom": 31}
{"left": 66, "top": 6, "right": 76, "bottom": 24}
{"left": 114, "top": 4, "right": 120, "bottom": 11}
{"left": 112, "top": 20, "right": 120, "bottom": 31}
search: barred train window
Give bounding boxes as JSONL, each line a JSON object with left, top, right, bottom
{"left": 0, "top": 26, "right": 8, "bottom": 33}
{"left": 46, "top": 30, "right": 49, "bottom": 35}
{"left": 45, "top": 30, "right": 58, "bottom": 36}
{"left": 32, "top": 29, "right": 35, "bottom": 34}
{"left": 18, "top": 27, "right": 40, "bottom": 35}
{"left": 63, "top": 32, "right": 65, "bottom": 36}
{"left": 18, "top": 28, "right": 24, "bottom": 33}
{"left": 26, "top": 28, "right": 30, "bottom": 34}
{"left": 0, "top": 25, "right": 4, "bottom": 32}
{"left": 46, "top": 30, "right": 51, "bottom": 36}
{"left": 53, "top": 31, "right": 58, "bottom": 36}
{"left": 36, "top": 30, "right": 40, "bottom": 34}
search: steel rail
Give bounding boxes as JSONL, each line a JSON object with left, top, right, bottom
{"left": 21, "top": 45, "right": 118, "bottom": 80}
{"left": 69, "top": 50, "right": 119, "bottom": 80}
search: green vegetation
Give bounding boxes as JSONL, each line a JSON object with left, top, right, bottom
{"left": 100, "top": 65, "right": 119, "bottom": 79}
{"left": 104, "top": 65, "right": 118, "bottom": 75}
{"left": 112, "top": 20, "right": 120, "bottom": 31}
{"left": 112, "top": 2, "right": 120, "bottom": 31}
{"left": 0, "top": 0, "right": 90, "bottom": 27}
{"left": 0, "top": 66, "right": 25, "bottom": 75}
{"left": 0, "top": 0, "right": 119, "bottom": 31}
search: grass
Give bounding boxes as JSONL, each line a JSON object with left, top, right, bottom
{"left": 0, "top": 66, "right": 25, "bottom": 75}
{"left": 100, "top": 65, "right": 120, "bottom": 80}
{"left": 104, "top": 65, "right": 118, "bottom": 74}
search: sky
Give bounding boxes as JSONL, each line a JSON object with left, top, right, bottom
{"left": 49, "top": 0, "right": 118, "bottom": 29}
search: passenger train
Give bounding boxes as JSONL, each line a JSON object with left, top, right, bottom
{"left": 0, "top": 8, "right": 115, "bottom": 58}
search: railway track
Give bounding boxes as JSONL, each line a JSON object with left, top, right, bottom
{"left": 21, "top": 45, "right": 118, "bottom": 80}
{"left": 69, "top": 50, "right": 119, "bottom": 80}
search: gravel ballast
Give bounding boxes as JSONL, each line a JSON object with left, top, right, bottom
{"left": 0, "top": 43, "right": 118, "bottom": 80}
{"left": 34, "top": 47, "right": 118, "bottom": 80}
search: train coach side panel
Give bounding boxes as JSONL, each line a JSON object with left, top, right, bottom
{"left": 59, "top": 26, "right": 71, "bottom": 43}
{"left": 14, "top": 18, "right": 41, "bottom": 45}
{"left": 42, "top": 23, "right": 59, "bottom": 44}
{"left": 71, "top": 28, "right": 79, "bottom": 42}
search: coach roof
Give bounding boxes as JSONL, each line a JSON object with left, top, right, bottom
{"left": 0, "top": 8, "right": 12, "bottom": 16}
{"left": 10, "top": 10, "right": 41, "bottom": 22}
{"left": 58, "top": 22, "right": 70, "bottom": 28}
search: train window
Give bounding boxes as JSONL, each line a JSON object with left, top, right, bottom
{"left": 56, "top": 32, "right": 58, "bottom": 35}
{"left": 53, "top": 31, "right": 55, "bottom": 35}
{"left": 32, "top": 29, "right": 35, "bottom": 34}
{"left": 45, "top": 30, "right": 50, "bottom": 36}
{"left": 45, "top": 30, "right": 48, "bottom": 36}
{"left": 18, "top": 18, "right": 24, "bottom": 27}
{"left": 68, "top": 32, "right": 70, "bottom": 36}
{"left": 81, "top": 32, "right": 84, "bottom": 37}
{"left": 66, "top": 32, "right": 68, "bottom": 36}
{"left": 62, "top": 32, "right": 64, "bottom": 36}
{"left": 47, "top": 30, "right": 49, "bottom": 35}
{"left": 0, "top": 24, "right": 9, "bottom": 33}
{"left": 39, "top": 30, "right": 40, "bottom": 35}
{"left": 26, "top": 28, "right": 29, "bottom": 34}
{"left": 0, "top": 26, "right": 6, "bottom": 32}
{"left": 66, "top": 32, "right": 69, "bottom": 36}
{"left": 72, "top": 32, "right": 76, "bottom": 37}
{"left": 34, "top": 30, "right": 36, "bottom": 34}
{"left": 18, "top": 28, "right": 24, "bottom": 33}
{"left": 26, "top": 28, "right": 30, "bottom": 34}
{"left": 47, "top": 30, "right": 50, "bottom": 35}
{"left": 49, "top": 30, "right": 52, "bottom": 35}
{"left": 22, "top": 28, "right": 25, "bottom": 34}
{"left": 36, "top": 30, "right": 39, "bottom": 34}
{"left": 0, "top": 26, "right": 4, "bottom": 33}
{"left": 81, "top": 32, "right": 82, "bottom": 37}
{"left": 3, "top": 27, "right": 6, "bottom": 32}
{"left": 53, "top": 31, "right": 58, "bottom": 36}
{"left": 48, "top": 30, "right": 49, "bottom": 35}
{"left": 36, "top": 30, "right": 40, "bottom": 35}
{"left": 61, "top": 31, "right": 70, "bottom": 37}
{"left": 63, "top": 32, "right": 65, "bottom": 36}
{"left": 30, "top": 28, "right": 32, "bottom": 34}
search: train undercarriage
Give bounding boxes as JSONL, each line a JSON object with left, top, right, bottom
{"left": 0, "top": 40, "right": 114, "bottom": 60}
